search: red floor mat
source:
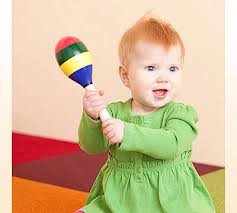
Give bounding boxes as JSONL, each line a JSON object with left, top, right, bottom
{"left": 13, "top": 132, "right": 80, "bottom": 165}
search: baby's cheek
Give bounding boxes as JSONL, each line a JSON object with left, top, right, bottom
{"left": 172, "top": 85, "right": 182, "bottom": 98}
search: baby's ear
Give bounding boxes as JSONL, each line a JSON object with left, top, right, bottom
{"left": 118, "top": 65, "right": 129, "bottom": 88}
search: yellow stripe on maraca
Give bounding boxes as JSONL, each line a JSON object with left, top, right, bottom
{"left": 60, "top": 51, "right": 92, "bottom": 77}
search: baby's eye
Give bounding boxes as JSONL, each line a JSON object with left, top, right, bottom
{"left": 169, "top": 66, "right": 179, "bottom": 72}
{"left": 145, "top": 66, "right": 156, "bottom": 72}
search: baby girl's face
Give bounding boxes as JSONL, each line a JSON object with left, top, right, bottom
{"left": 126, "top": 40, "right": 183, "bottom": 114}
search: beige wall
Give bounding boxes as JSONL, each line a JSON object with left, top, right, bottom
{"left": 13, "top": 0, "right": 224, "bottom": 166}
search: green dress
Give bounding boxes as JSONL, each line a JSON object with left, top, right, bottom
{"left": 78, "top": 98, "right": 215, "bottom": 213}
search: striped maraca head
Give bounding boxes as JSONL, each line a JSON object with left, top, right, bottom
{"left": 55, "top": 36, "right": 93, "bottom": 88}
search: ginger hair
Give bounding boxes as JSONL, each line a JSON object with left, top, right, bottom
{"left": 118, "top": 15, "right": 185, "bottom": 66}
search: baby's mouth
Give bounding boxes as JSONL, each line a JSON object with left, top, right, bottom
{"left": 153, "top": 89, "right": 168, "bottom": 99}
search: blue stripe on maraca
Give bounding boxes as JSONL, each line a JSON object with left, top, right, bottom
{"left": 69, "top": 65, "right": 93, "bottom": 88}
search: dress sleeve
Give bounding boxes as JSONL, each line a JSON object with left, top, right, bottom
{"left": 78, "top": 103, "right": 116, "bottom": 154}
{"left": 118, "top": 104, "right": 198, "bottom": 159}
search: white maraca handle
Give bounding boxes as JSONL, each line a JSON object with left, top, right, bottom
{"left": 85, "top": 84, "right": 111, "bottom": 122}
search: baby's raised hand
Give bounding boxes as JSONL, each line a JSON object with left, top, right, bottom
{"left": 102, "top": 118, "right": 124, "bottom": 144}
{"left": 83, "top": 90, "right": 106, "bottom": 120}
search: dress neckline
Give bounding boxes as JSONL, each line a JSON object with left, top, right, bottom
{"left": 125, "top": 98, "right": 175, "bottom": 120}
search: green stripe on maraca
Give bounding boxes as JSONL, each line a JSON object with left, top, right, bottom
{"left": 56, "top": 42, "right": 88, "bottom": 66}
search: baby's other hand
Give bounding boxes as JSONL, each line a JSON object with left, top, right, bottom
{"left": 102, "top": 118, "right": 124, "bottom": 144}
{"left": 83, "top": 90, "right": 106, "bottom": 120}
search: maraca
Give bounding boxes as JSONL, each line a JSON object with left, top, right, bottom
{"left": 55, "top": 36, "right": 111, "bottom": 121}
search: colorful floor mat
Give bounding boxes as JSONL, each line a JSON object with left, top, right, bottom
{"left": 12, "top": 132, "right": 225, "bottom": 212}
{"left": 13, "top": 176, "right": 88, "bottom": 213}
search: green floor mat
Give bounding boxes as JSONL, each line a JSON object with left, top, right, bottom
{"left": 201, "top": 169, "right": 225, "bottom": 213}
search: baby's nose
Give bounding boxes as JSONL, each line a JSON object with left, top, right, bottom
{"left": 156, "top": 79, "right": 168, "bottom": 83}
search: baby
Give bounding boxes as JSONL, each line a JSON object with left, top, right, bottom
{"left": 75, "top": 15, "right": 215, "bottom": 213}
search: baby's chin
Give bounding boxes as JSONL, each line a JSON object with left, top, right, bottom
{"left": 150, "top": 96, "right": 174, "bottom": 108}
{"left": 132, "top": 94, "right": 175, "bottom": 112}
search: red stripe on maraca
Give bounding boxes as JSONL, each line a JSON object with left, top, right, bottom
{"left": 55, "top": 36, "right": 80, "bottom": 54}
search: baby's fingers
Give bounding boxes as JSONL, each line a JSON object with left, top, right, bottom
{"left": 102, "top": 118, "right": 114, "bottom": 129}
{"left": 108, "top": 135, "right": 118, "bottom": 144}
{"left": 103, "top": 124, "right": 114, "bottom": 135}
{"left": 90, "top": 99, "right": 105, "bottom": 107}
{"left": 105, "top": 131, "right": 115, "bottom": 141}
{"left": 99, "top": 90, "right": 104, "bottom": 96}
{"left": 84, "top": 90, "right": 97, "bottom": 98}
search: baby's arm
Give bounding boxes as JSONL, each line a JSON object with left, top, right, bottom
{"left": 118, "top": 104, "right": 198, "bottom": 159}
{"left": 79, "top": 111, "right": 110, "bottom": 154}
{"left": 78, "top": 90, "right": 111, "bottom": 154}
